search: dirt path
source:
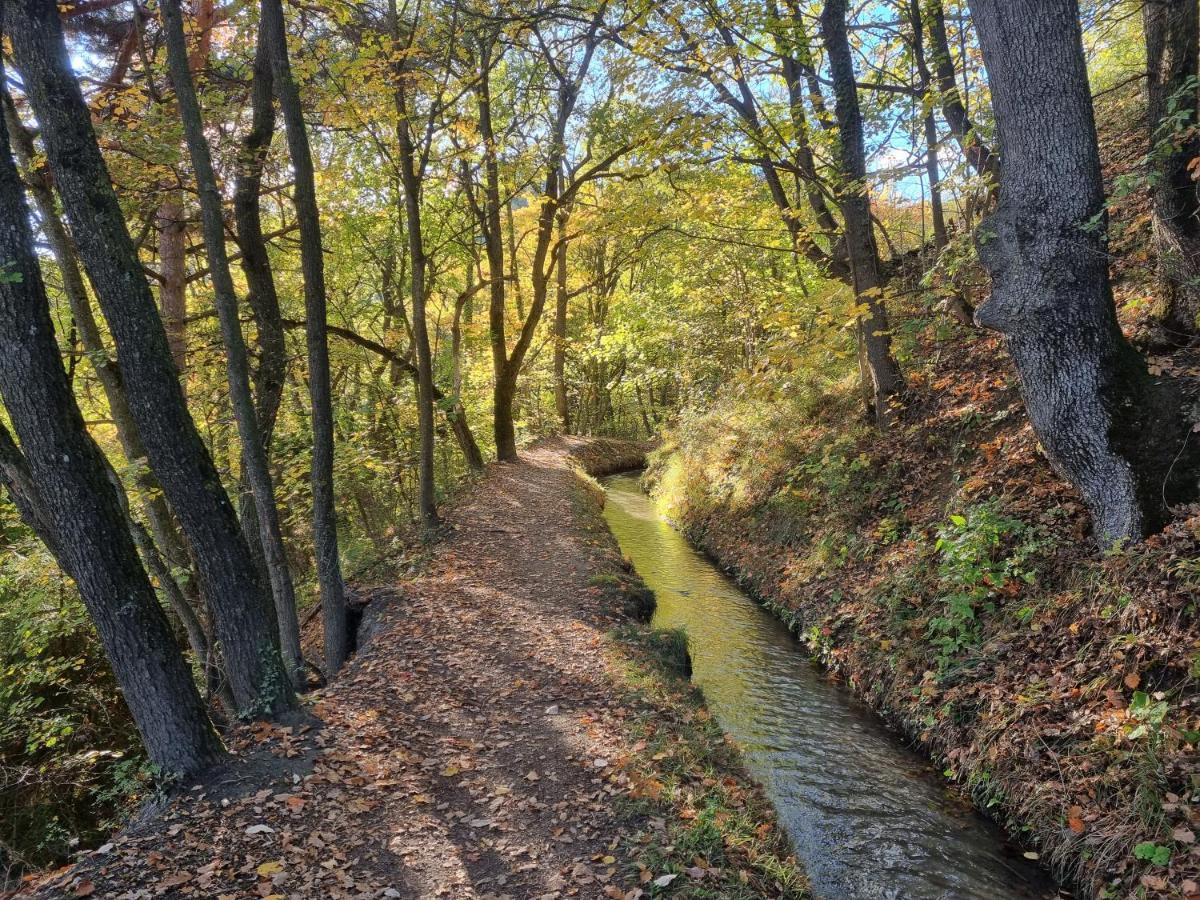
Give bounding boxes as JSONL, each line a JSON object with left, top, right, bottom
{"left": 29, "top": 438, "right": 801, "bottom": 900}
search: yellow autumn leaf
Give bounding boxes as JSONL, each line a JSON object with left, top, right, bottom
{"left": 256, "top": 860, "right": 284, "bottom": 878}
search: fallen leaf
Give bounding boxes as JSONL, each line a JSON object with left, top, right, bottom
{"left": 653, "top": 873, "right": 678, "bottom": 888}
{"left": 256, "top": 860, "right": 284, "bottom": 877}
{"left": 1067, "top": 805, "right": 1086, "bottom": 834}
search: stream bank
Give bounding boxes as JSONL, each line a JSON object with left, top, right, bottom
{"left": 602, "top": 472, "right": 1056, "bottom": 900}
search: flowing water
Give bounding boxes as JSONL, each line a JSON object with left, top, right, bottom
{"left": 601, "top": 472, "right": 1060, "bottom": 900}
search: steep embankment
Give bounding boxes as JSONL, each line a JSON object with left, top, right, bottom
{"left": 21, "top": 437, "right": 803, "bottom": 900}
{"left": 647, "top": 332, "right": 1200, "bottom": 899}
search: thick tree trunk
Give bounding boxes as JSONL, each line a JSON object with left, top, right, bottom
{"left": 821, "top": 0, "right": 905, "bottom": 428}
{"left": 8, "top": 0, "right": 294, "bottom": 717}
{"left": 1144, "top": 0, "right": 1200, "bottom": 340}
{"left": 162, "top": 0, "right": 305, "bottom": 689}
{"left": 969, "top": 0, "right": 1193, "bottom": 544}
{"left": 260, "top": 0, "right": 349, "bottom": 674}
{"left": 0, "top": 89, "right": 223, "bottom": 776}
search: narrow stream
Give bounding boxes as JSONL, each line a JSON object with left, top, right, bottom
{"left": 602, "top": 472, "right": 1060, "bottom": 900}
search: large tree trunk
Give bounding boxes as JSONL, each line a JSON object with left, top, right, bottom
{"left": 0, "top": 85, "right": 223, "bottom": 777}
{"left": 162, "top": 0, "right": 305, "bottom": 689}
{"left": 8, "top": 0, "right": 295, "bottom": 717}
{"left": 260, "top": 0, "right": 349, "bottom": 674}
{"left": 1144, "top": 0, "right": 1200, "bottom": 341}
{"left": 968, "top": 0, "right": 1193, "bottom": 544}
{"left": 821, "top": 0, "right": 905, "bottom": 428}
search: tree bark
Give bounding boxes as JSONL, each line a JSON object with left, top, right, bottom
{"left": 1144, "top": 0, "right": 1200, "bottom": 341}
{"left": 0, "top": 83, "right": 223, "bottom": 776}
{"left": 8, "top": 0, "right": 294, "bottom": 717}
{"left": 260, "top": 0, "right": 349, "bottom": 674}
{"left": 821, "top": 0, "right": 905, "bottom": 428}
{"left": 969, "top": 0, "right": 1194, "bottom": 544}
{"left": 162, "top": 0, "right": 305, "bottom": 689}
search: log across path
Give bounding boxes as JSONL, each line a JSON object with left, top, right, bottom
{"left": 30, "top": 437, "right": 803, "bottom": 900}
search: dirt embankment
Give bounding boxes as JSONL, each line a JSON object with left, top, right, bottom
{"left": 21, "top": 436, "right": 803, "bottom": 900}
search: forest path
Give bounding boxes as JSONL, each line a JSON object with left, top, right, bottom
{"left": 37, "top": 437, "right": 674, "bottom": 900}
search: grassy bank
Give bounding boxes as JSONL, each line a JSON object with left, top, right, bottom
{"left": 644, "top": 333, "right": 1200, "bottom": 898}
{"left": 566, "top": 444, "right": 808, "bottom": 899}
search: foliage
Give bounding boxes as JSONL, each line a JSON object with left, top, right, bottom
{"left": 928, "top": 501, "right": 1042, "bottom": 667}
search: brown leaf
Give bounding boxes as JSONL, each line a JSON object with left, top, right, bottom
{"left": 1067, "top": 805, "right": 1086, "bottom": 834}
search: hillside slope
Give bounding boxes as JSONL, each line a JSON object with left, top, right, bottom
{"left": 648, "top": 324, "right": 1200, "bottom": 898}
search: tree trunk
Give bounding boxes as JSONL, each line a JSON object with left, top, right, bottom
{"left": 925, "top": 0, "right": 1000, "bottom": 185}
{"left": 1144, "top": 0, "right": 1200, "bottom": 341}
{"left": 969, "top": 0, "right": 1194, "bottom": 544}
{"left": 908, "top": 0, "right": 948, "bottom": 249}
{"left": 0, "top": 88, "right": 223, "bottom": 776}
{"left": 821, "top": 0, "right": 905, "bottom": 428}
{"left": 260, "top": 0, "right": 349, "bottom": 674}
{"left": 553, "top": 209, "right": 571, "bottom": 434}
{"left": 392, "top": 2, "right": 439, "bottom": 533}
{"left": 473, "top": 40, "right": 517, "bottom": 462}
{"left": 233, "top": 23, "right": 288, "bottom": 579}
{"left": 157, "top": 196, "right": 189, "bottom": 382}
{"left": 162, "top": 0, "right": 305, "bottom": 689}
{"left": 8, "top": 0, "right": 294, "bottom": 717}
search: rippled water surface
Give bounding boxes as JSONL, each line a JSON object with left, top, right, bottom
{"left": 602, "top": 472, "right": 1059, "bottom": 900}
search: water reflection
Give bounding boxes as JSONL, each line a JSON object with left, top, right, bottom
{"left": 602, "top": 472, "right": 1058, "bottom": 900}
